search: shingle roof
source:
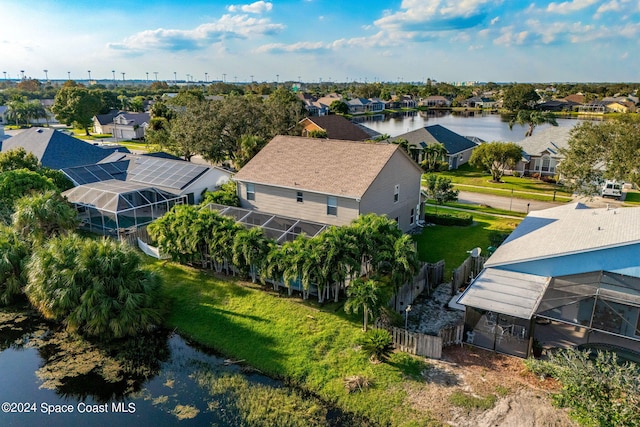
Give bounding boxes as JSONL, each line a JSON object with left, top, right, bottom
{"left": 233, "top": 135, "right": 414, "bottom": 198}
{"left": 1, "top": 127, "right": 128, "bottom": 169}
{"left": 516, "top": 126, "right": 572, "bottom": 159}
{"left": 393, "top": 124, "right": 478, "bottom": 155}
{"left": 117, "top": 112, "right": 150, "bottom": 126}
{"left": 301, "top": 115, "right": 374, "bottom": 141}
{"left": 486, "top": 203, "right": 640, "bottom": 268}
{"left": 94, "top": 110, "right": 120, "bottom": 125}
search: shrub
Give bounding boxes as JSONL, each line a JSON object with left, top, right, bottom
{"left": 344, "top": 375, "right": 373, "bottom": 393}
{"left": 488, "top": 230, "right": 510, "bottom": 248}
{"left": 360, "top": 328, "right": 394, "bottom": 363}
{"left": 425, "top": 213, "right": 473, "bottom": 226}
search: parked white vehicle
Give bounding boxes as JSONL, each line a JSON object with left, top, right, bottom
{"left": 601, "top": 180, "right": 623, "bottom": 199}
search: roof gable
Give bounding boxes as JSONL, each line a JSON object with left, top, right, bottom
{"left": 516, "top": 126, "right": 572, "bottom": 158}
{"left": 395, "top": 124, "right": 478, "bottom": 155}
{"left": 301, "top": 115, "right": 373, "bottom": 141}
{"left": 233, "top": 135, "right": 418, "bottom": 198}
{"left": 1, "top": 127, "right": 128, "bottom": 169}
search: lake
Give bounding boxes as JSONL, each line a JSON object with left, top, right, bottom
{"left": 352, "top": 110, "right": 583, "bottom": 141}
{"left": 0, "top": 307, "right": 363, "bottom": 426}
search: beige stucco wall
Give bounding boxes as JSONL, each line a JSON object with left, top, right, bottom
{"left": 237, "top": 182, "right": 360, "bottom": 226}
{"left": 359, "top": 150, "right": 422, "bottom": 232}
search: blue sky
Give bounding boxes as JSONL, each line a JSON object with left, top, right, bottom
{"left": 2, "top": 0, "right": 639, "bottom": 83}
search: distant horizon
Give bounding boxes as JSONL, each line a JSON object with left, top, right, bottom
{"left": 2, "top": 1, "right": 639, "bottom": 83}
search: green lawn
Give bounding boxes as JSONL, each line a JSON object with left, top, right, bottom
{"left": 427, "top": 164, "right": 574, "bottom": 202}
{"left": 414, "top": 210, "right": 520, "bottom": 279}
{"left": 148, "top": 259, "right": 438, "bottom": 426}
{"left": 624, "top": 190, "right": 640, "bottom": 205}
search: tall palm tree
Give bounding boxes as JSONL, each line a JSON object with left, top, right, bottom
{"left": 0, "top": 225, "right": 29, "bottom": 305}
{"left": 422, "top": 142, "right": 447, "bottom": 171}
{"left": 344, "top": 278, "right": 383, "bottom": 331}
{"left": 232, "top": 227, "right": 270, "bottom": 283}
{"left": 390, "top": 234, "right": 420, "bottom": 307}
{"left": 509, "top": 110, "right": 558, "bottom": 137}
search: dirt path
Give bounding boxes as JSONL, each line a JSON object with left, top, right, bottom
{"left": 405, "top": 346, "right": 578, "bottom": 426}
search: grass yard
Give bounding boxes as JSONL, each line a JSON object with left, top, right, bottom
{"left": 413, "top": 211, "right": 520, "bottom": 279}
{"left": 147, "top": 258, "right": 439, "bottom": 426}
{"left": 427, "top": 164, "right": 573, "bottom": 202}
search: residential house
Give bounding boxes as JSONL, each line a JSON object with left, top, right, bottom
{"left": 419, "top": 96, "right": 452, "bottom": 108}
{"left": 93, "top": 109, "right": 120, "bottom": 134}
{"left": 514, "top": 126, "right": 572, "bottom": 177}
{"left": 606, "top": 101, "right": 636, "bottom": 113}
{"left": 62, "top": 152, "right": 232, "bottom": 237}
{"left": 233, "top": 135, "right": 424, "bottom": 232}
{"left": 562, "top": 94, "right": 586, "bottom": 104}
{"left": 298, "top": 94, "right": 330, "bottom": 116}
{"left": 299, "top": 115, "right": 376, "bottom": 141}
{"left": 578, "top": 100, "right": 608, "bottom": 113}
{"left": 534, "top": 100, "right": 580, "bottom": 112}
{"left": 391, "top": 124, "right": 478, "bottom": 169}
{"left": 346, "top": 98, "right": 385, "bottom": 115}
{"left": 112, "top": 112, "right": 150, "bottom": 140}
{"left": 386, "top": 95, "right": 417, "bottom": 109}
{"left": 457, "top": 203, "right": 640, "bottom": 359}
{"left": 0, "top": 127, "right": 129, "bottom": 169}
{"left": 462, "top": 97, "right": 497, "bottom": 109}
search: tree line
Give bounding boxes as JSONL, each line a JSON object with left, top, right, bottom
{"left": 148, "top": 202, "right": 419, "bottom": 329}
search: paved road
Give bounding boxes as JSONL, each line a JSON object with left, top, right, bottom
{"left": 457, "top": 191, "right": 627, "bottom": 214}
{"left": 457, "top": 191, "right": 562, "bottom": 213}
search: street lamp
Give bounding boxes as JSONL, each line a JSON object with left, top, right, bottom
{"left": 2, "top": 71, "right": 6, "bottom": 81}
{"left": 87, "top": 70, "right": 91, "bottom": 82}
{"left": 20, "top": 70, "right": 25, "bottom": 80}
{"left": 67, "top": 71, "right": 71, "bottom": 80}
{"left": 405, "top": 304, "right": 412, "bottom": 330}
{"left": 121, "top": 72, "right": 125, "bottom": 82}
{"left": 43, "top": 69, "right": 48, "bottom": 81}
{"left": 153, "top": 71, "right": 158, "bottom": 81}
{"left": 222, "top": 73, "right": 226, "bottom": 82}
{"left": 174, "top": 71, "right": 177, "bottom": 84}
{"left": 204, "top": 72, "right": 208, "bottom": 83}
{"left": 146, "top": 72, "right": 149, "bottom": 82}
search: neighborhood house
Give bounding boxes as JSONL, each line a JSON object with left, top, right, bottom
{"left": 233, "top": 135, "right": 424, "bottom": 232}
{"left": 458, "top": 203, "right": 640, "bottom": 359}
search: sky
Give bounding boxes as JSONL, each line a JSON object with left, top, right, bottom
{"left": 1, "top": 0, "right": 639, "bottom": 84}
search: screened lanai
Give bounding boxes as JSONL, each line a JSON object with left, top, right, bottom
{"left": 458, "top": 268, "right": 640, "bottom": 358}
{"left": 63, "top": 180, "right": 186, "bottom": 238}
{"left": 205, "top": 203, "right": 328, "bottom": 243}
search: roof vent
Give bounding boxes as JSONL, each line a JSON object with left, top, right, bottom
{"left": 37, "top": 129, "right": 44, "bottom": 133}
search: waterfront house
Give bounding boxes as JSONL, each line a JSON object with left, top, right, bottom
{"left": 299, "top": 115, "right": 375, "bottom": 141}
{"left": 391, "top": 124, "right": 478, "bottom": 169}
{"left": 233, "top": 135, "right": 424, "bottom": 232}
{"left": 513, "top": 126, "right": 572, "bottom": 177}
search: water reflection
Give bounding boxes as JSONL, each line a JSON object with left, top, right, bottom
{"left": 0, "top": 306, "right": 366, "bottom": 426}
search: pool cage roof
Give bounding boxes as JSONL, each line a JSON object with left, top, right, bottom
{"left": 205, "top": 203, "right": 329, "bottom": 243}
{"left": 63, "top": 180, "right": 184, "bottom": 213}
{"left": 459, "top": 268, "right": 640, "bottom": 320}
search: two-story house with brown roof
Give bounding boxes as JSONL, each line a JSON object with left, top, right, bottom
{"left": 233, "top": 135, "right": 424, "bottom": 232}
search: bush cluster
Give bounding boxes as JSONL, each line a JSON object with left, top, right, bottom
{"left": 425, "top": 213, "right": 473, "bottom": 226}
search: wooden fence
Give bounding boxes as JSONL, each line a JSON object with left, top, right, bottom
{"left": 379, "top": 324, "right": 464, "bottom": 359}
{"left": 451, "top": 255, "right": 486, "bottom": 294}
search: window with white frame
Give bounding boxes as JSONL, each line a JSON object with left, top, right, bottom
{"left": 327, "top": 196, "right": 337, "bottom": 215}
{"left": 246, "top": 183, "right": 255, "bottom": 200}
{"left": 393, "top": 184, "right": 399, "bottom": 203}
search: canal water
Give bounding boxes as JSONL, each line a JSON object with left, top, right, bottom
{"left": 352, "top": 110, "right": 583, "bottom": 141}
{"left": 0, "top": 308, "right": 362, "bottom": 426}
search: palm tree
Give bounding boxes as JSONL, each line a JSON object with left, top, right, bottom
{"left": 232, "top": 227, "right": 270, "bottom": 283}
{"left": 0, "top": 225, "right": 29, "bottom": 305}
{"left": 11, "top": 190, "right": 78, "bottom": 245}
{"left": 344, "top": 278, "right": 383, "bottom": 331}
{"left": 509, "top": 110, "right": 558, "bottom": 137}
{"left": 318, "top": 226, "right": 360, "bottom": 302}
{"left": 390, "top": 234, "right": 420, "bottom": 307}
{"left": 25, "top": 235, "right": 163, "bottom": 340}
{"left": 421, "top": 142, "right": 447, "bottom": 171}
{"left": 207, "top": 214, "right": 241, "bottom": 274}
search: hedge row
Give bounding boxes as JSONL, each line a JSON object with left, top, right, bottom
{"left": 425, "top": 213, "right": 473, "bottom": 226}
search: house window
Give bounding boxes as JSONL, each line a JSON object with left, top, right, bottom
{"left": 410, "top": 208, "right": 414, "bottom": 225}
{"left": 296, "top": 191, "right": 303, "bottom": 203}
{"left": 246, "top": 183, "right": 255, "bottom": 201}
{"left": 327, "top": 196, "right": 337, "bottom": 215}
{"left": 394, "top": 185, "right": 399, "bottom": 203}
{"left": 541, "top": 155, "right": 551, "bottom": 172}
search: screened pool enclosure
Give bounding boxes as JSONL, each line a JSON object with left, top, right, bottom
{"left": 458, "top": 269, "right": 640, "bottom": 358}
{"left": 63, "top": 180, "right": 186, "bottom": 238}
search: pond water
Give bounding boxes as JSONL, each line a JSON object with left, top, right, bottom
{"left": 0, "top": 308, "right": 362, "bottom": 426}
{"left": 352, "top": 110, "right": 583, "bottom": 141}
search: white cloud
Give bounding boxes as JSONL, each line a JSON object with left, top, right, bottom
{"left": 227, "top": 1, "right": 273, "bottom": 14}
{"left": 493, "top": 26, "right": 529, "bottom": 46}
{"left": 108, "top": 14, "right": 284, "bottom": 53}
{"left": 490, "top": 16, "right": 500, "bottom": 25}
{"left": 254, "top": 41, "right": 327, "bottom": 53}
{"left": 547, "top": 0, "right": 599, "bottom": 14}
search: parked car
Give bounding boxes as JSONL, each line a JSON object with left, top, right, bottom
{"left": 601, "top": 180, "right": 623, "bottom": 199}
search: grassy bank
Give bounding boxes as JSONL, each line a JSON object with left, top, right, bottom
{"left": 148, "top": 259, "right": 438, "bottom": 426}
{"left": 413, "top": 211, "right": 520, "bottom": 279}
